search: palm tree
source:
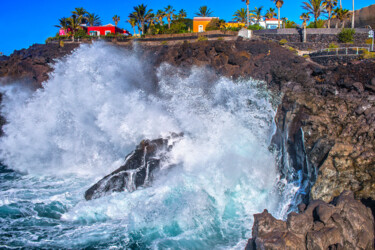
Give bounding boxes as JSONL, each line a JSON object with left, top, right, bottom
{"left": 323, "top": 0, "right": 337, "bottom": 28}
{"left": 233, "top": 8, "right": 247, "bottom": 23}
{"left": 271, "top": 0, "right": 284, "bottom": 28}
{"left": 334, "top": 7, "right": 351, "bottom": 28}
{"left": 178, "top": 9, "right": 187, "bottom": 19}
{"left": 67, "top": 14, "right": 80, "bottom": 41}
{"left": 113, "top": 15, "right": 120, "bottom": 26}
{"left": 242, "top": 0, "right": 250, "bottom": 26}
{"left": 300, "top": 12, "right": 310, "bottom": 42}
{"left": 130, "top": 4, "right": 153, "bottom": 35}
{"left": 265, "top": 8, "right": 277, "bottom": 19}
{"left": 156, "top": 10, "right": 166, "bottom": 25}
{"left": 127, "top": 17, "right": 137, "bottom": 35}
{"left": 251, "top": 7, "right": 263, "bottom": 24}
{"left": 300, "top": 13, "right": 310, "bottom": 27}
{"left": 87, "top": 13, "right": 101, "bottom": 26}
{"left": 55, "top": 17, "right": 71, "bottom": 30}
{"left": 302, "top": 0, "right": 326, "bottom": 27}
{"left": 195, "top": 6, "right": 213, "bottom": 17}
{"left": 165, "top": 5, "right": 175, "bottom": 29}
{"left": 351, "top": 0, "right": 355, "bottom": 28}
{"left": 72, "top": 7, "right": 87, "bottom": 24}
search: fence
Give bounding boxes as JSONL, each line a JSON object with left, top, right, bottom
{"left": 308, "top": 47, "right": 371, "bottom": 58}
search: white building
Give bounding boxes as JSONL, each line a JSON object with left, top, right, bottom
{"left": 253, "top": 18, "right": 283, "bottom": 29}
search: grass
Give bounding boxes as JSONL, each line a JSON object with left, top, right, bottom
{"left": 279, "top": 39, "right": 288, "bottom": 45}
{"left": 197, "top": 36, "right": 208, "bottom": 42}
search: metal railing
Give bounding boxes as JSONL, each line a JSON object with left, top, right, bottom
{"left": 309, "top": 46, "right": 371, "bottom": 57}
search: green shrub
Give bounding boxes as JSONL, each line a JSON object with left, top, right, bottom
{"left": 285, "top": 20, "right": 298, "bottom": 28}
{"left": 205, "top": 18, "right": 226, "bottom": 31}
{"left": 197, "top": 36, "right": 208, "bottom": 41}
{"left": 338, "top": 28, "right": 355, "bottom": 43}
{"left": 328, "top": 42, "right": 339, "bottom": 49}
{"left": 226, "top": 26, "right": 241, "bottom": 32}
{"left": 75, "top": 29, "right": 89, "bottom": 39}
{"left": 279, "top": 39, "right": 288, "bottom": 45}
{"left": 303, "top": 54, "right": 310, "bottom": 58}
{"left": 161, "top": 41, "right": 168, "bottom": 45}
{"left": 365, "top": 38, "right": 373, "bottom": 45}
{"left": 217, "top": 37, "right": 224, "bottom": 41}
{"left": 105, "top": 33, "right": 116, "bottom": 38}
{"left": 247, "top": 24, "right": 264, "bottom": 30}
{"left": 360, "top": 50, "right": 375, "bottom": 59}
{"left": 59, "top": 40, "right": 64, "bottom": 47}
{"left": 307, "top": 19, "right": 325, "bottom": 28}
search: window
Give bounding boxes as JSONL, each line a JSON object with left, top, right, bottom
{"left": 105, "top": 30, "right": 111, "bottom": 35}
{"left": 198, "top": 25, "right": 204, "bottom": 32}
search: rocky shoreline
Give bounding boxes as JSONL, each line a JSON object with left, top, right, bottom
{"left": 1, "top": 40, "right": 374, "bottom": 248}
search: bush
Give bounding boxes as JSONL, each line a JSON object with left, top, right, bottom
{"left": 161, "top": 41, "right": 168, "bottom": 45}
{"left": 360, "top": 50, "right": 375, "bottom": 59}
{"left": 328, "top": 42, "right": 339, "bottom": 49}
{"left": 165, "top": 21, "right": 187, "bottom": 34}
{"left": 75, "top": 29, "right": 89, "bottom": 39}
{"left": 365, "top": 38, "right": 373, "bottom": 45}
{"left": 225, "top": 26, "right": 242, "bottom": 32}
{"left": 307, "top": 19, "right": 325, "bottom": 28}
{"left": 279, "top": 39, "right": 288, "bottom": 45}
{"left": 247, "top": 24, "right": 264, "bottom": 30}
{"left": 338, "top": 28, "right": 355, "bottom": 43}
{"left": 217, "top": 37, "right": 224, "bottom": 41}
{"left": 205, "top": 18, "right": 226, "bottom": 31}
{"left": 285, "top": 20, "right": 298, "bottom": 28}
{"left": 197, "top": 36, "right": 208, "bottom": 41}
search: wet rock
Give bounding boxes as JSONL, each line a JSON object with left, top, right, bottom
{"left": 247, "top": 191, "right": 374, "bottom": 250}
{"left": 84, "top": 133, "right": 182, "bottom": 200}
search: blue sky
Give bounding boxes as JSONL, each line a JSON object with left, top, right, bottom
{"left": 0, "top": 0, "right": 373, "bottom": 55}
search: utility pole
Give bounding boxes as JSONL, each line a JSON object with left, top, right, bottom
{"left": 352, "top": 0, "right": 355, "bottom": 28}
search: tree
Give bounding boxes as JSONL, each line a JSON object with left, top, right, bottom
{"left": 271, "top": 0, "right": 284, "bottom": 28}
{"left": 302, "top": 0, "right": 326, "bottom": 27}
{"left": 67, "top": 14, "right": 80, "bottom": 41}
{"left": 300, "top": 13, "right": 311, "bottom": 28}
{"left": 165, "top": 5, "right": 175, "bottom": 29}
{"left": 130, "top": 4, "right": 153, "bottom": 35}
{"left": 112, "top": 15, "right": 120, "bottom": 26}
{"left": 205, "top": 18, "right": 226, "bottom": 31}
{"left": 87, "top": 13, "right": 101, "bottom": 26}
{"left": 72, "top": 7, "right": 87, "bottom": 24}
{"left": 195, "top": 6, "right": 213, "bottom": 17}
{"left": 156, "top": 10, "right": 166, "bottom": 25}
{"left": 55, "top": 17, "right": 71, "bottom": 30}
{"left": 300, "top": 12, "right": 310, "bottom": 42}
{"left": 242, "top": 0, "right": 250, "bottom": 27}
{"left": 127, "top": 17, "right": 137, "bottom": 35}
{"left": 334, "top": 7, "right": 351, "bottom": 28}
{"left": 178, "top": 9, "right": 187, "bottom": 19}
{"left": 233, "top": 8, "right": 247, "bottom": 23}
{"left": 323, "top": 0, "right": 337, "bottom": 28}
{"left": 251, "top": 7, "right": 263, "bottom": 24}
{"left": 265, "top": 8, "right": 277, "bottom": 19}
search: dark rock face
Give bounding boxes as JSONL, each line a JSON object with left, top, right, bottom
{"left": 246, "top": 191, "right": 374, "bottom": 250}
{"left": 272, "top": 59, "right": 375, "bottom": 204}
{"left": 0, "top": 43, "right": 79, "bottom": 87}
{"left": 84, "top": 133, "right": 182, "bottom": 200}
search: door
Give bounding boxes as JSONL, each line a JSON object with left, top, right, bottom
{"left": 198, "top": 25, "right": 204, "bottom": 32}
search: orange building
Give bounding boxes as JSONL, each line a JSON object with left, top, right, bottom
{"left": 193, "top": 17, "right": 219, "bottom": 32}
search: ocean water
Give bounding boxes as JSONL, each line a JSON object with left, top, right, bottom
{"left": 0, "top": 43, "right": 298, "bottom": 249}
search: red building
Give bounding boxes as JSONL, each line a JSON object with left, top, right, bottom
{"left": 87, "top": 24, "right": 131, "bottom": 36}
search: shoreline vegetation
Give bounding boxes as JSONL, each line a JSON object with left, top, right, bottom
{"left": 47, "top": 0, "right": 358, "bottom": 43}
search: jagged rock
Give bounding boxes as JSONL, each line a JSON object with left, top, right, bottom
{"left": 84, "top": 133, "right": 182, "bottom": 200}
{"left": 247, "top": 191, "right": 374, "bottom": 250}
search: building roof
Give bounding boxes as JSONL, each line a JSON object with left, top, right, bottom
{"left": 193, "top": 17, "right": 219, "bottom": 21}
{"left": 265, "top": 18, "right": 279, "bottom": 21}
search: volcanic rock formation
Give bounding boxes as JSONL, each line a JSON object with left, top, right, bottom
{"left": 84, "top": 133, "right": 182, "bottom": 200}
{"left": 246, "top": 191, "right": 374, "bottom": 249}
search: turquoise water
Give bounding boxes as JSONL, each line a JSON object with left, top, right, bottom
{"left": 0, "top": 43, "right": 297, "bottom": 249}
